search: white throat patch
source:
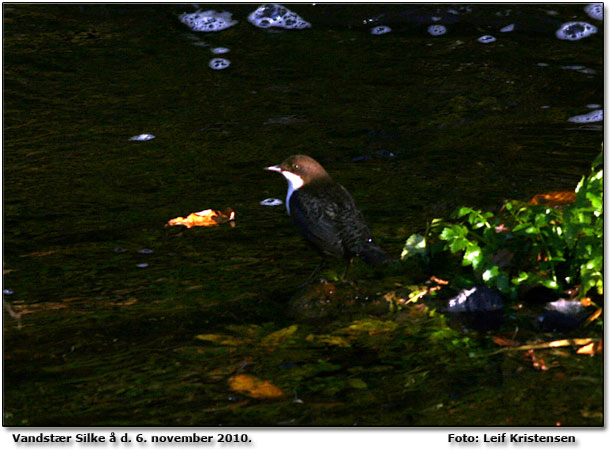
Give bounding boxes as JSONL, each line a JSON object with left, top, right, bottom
{"left": 281, "top": 171, "right": 304, "bottom": 214}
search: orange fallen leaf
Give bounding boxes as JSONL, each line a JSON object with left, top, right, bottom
{"left": 492, "top": 336, "right": 520, "bottom": 347}
{"left": 577, "top": 340, "right": 602, "bottom": 355}
{"left": 228, "top": 374, "right": 285, "bottom": 399}
{"left": 529, "top": 191, "right": 576, "bottom": 207}
{"left": 167, "top": 208, "right": 235, "bottom": 228}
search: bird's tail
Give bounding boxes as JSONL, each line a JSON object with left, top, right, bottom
{"left": 359, "top": 243, "right": 394, "bottom": 266}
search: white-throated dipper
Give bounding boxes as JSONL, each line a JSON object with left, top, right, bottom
{"left": 265, "top": 155, "right": 391, "bottom": 279}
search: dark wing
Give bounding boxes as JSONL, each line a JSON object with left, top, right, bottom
{"left": 289, "top": 183, "right": 372, "bottom": 259}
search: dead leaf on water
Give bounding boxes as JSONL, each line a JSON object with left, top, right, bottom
{"left": 228, "top": 374, "right": 285, "bottom": 399}
{"left": 195, "top": 333, "right": 245, "bottom": 346}
{"left": 305, "top": 334, "right": 352, "bottom": 348}
{"left": 167, "top": 208, "right": 235, "bottom": 228}
{"left": 261, "top": 325, "right": 298, "bottom": 348}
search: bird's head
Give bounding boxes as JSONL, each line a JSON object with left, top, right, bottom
{"left": 264, "top": 155, "right": 331, "bottom": 190}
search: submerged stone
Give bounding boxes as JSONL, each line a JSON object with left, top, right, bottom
{"left": 248, "top": 4, "right": 311, "bottom": 29}
{"left": 555, "top": 21, "right": 597, "bottom": 40}
{"left": 179, "top": 10, "right": 238, "bottom": 32}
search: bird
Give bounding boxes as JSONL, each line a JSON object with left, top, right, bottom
{"left": 265, "top": 154, "right": 391, "bottom": 280}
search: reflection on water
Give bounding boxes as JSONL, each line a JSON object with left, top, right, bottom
{"left": 2, "top": 4, "right": 603, "bottom": 426}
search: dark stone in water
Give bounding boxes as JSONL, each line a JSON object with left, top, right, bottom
{"left": 445, "top": 286, "right": 504, "bottom": 331}
{"left": 538, "top": 299, "right": 588, "bottom": 332}
{"left": 287, "top": 279, "right": 388, "bottom": 320}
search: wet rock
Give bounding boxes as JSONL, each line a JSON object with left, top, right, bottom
{"left": 287, "top": 279, "right": 388, "bottom": 320}
{"left": 444, "top": 286, "right": 504, "bottom": 331}
{"left": 538, "top": 299, "right": 589, "bottom": 331}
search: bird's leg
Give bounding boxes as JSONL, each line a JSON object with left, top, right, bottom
{"left": 342, "top": 257, "right": 353, "bottom": 281}
{"left": 296, "top": 257, "right": 325, "bottom": 289}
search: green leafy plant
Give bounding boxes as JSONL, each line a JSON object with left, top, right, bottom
{"left": 403, "top": 150, "right": 603, "bottom": 300}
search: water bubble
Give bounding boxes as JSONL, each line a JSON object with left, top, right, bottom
{"left": 427, "top": 24, "right": 447, "bottom": 36}
{"left": 431, "top": 16, "right": 441, "bottom": 22}
{"left": 370, "top": 25, "right": 391, "bottom": 35}
{"left": 138, "top": 248, "right": 153, "bottom": 254}
{"left": 114, "top": 247, "right": 127, "bottom": 253}
{"left": 500, "top": 24, "right": 514, "bottom": 32}
{"left": 179, "top": 10, "right": 238, "bottom": 32}
{"left": 192, "top": 42, "right": 209, "bottom": 47}
{"left": 211, "top": 47, "right": 230, "bottom": 54}
{"left": 3, "top": 289, "right": 14, "bottom": 295}
{"left": 541, "top": 105, "right": 550, "bottom": 109}
{"left": 555, "top": 21, "right": 597, "bottom": 40}
{"left": 584, "top": 3, "right": 603, "bottom": 21}
{"left": 478, "top": 35, "right": 496, "bottom": 44}
{"left": 209, "top": 58, "right": 230, "bottom": 70}
{"left": 260, "top": 198, "right": 283, "bottom": 206}
{"left": 136, "top": 263, "right": 149, "bottom": 268}
{"left": 586, "top": 104, "right": 601, "bottom": 109}
{"left": 561, "top": 65, "right": 585, "bottom": 70}
{"left": 248, "top": 4, "right": 311, "bottom": 30}
{"left": 568, "top": 109, "right": 603, "bottom": 123}
{"left": 129, "top": 134, "right": 155, "bottom": 141}
{"left": 537, "top": 62, "right": 549, "bottom": 67}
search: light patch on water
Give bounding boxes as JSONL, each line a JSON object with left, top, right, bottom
{"left": 427, "top": 25, "right": 447, "bottom": 36}
{"left": 371, "top": 25, "right": 391, "bottom": 35}
{"left": 555, "top": 21, "right": 597, "bottom": 40}
{"left": 179, "top": 10, "right": 238, "bottom": 32}
{"left": 568, "top": 109, "right": 603, "bottom": 123}
{"left": 209, "top": 58, "right": 230, "bottom": 70}
{"left": 129, "top": 134, "right": 155, "bottom": 141}
{"left": 259, "top": 198, "right": 283, "bottom": 206}
{"left": 248, "top": 4, "right": 311, "bottom": 29}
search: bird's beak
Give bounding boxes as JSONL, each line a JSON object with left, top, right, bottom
{"left": 264, "top": 165, "right": 282, "bottom": 172}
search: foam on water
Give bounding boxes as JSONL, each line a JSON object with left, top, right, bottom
{"left": 179, "top": 10, "right": 238, "bottom": 32}
{"left": 129, "top": 134, "right": 155, "bottom": 141}
{"left": 209, "top": 58, "right": 230, "bottom": 70}
{"left": 555, "top": 21, "right": 597, "bottom": 40}
{"left": 248, "top": 4, "right": 311, "bottom": 29}
{"left": 568, "top": 109, "right": 603, "bottom": 123}
{"left": 584, "top": 3, "right": 603, "bottom": 21}
{"left": 427, "top": 24, "right": 447, "bottom": 36}
{"left": 478, "top": 35, "right": 496, "bottom": 44}
{"left": 370, "top": 25, "right": 391, "bottom": 35}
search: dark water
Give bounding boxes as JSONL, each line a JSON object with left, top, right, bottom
{"left": 2, "top": 4, "right": 603, "bottom": 426}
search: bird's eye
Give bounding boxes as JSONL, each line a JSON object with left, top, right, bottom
{"left": 293, "top": 164, "right": 299, "bottom": 170}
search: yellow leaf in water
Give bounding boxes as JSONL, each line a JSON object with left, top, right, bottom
{"left": 195, "top": 334, "right": 244, "bottom": 346}
{"left": 228, "top": 374, "right": 285, "bottom": 399}
{"left": 347, "top": 378, "right": 368, "bottom": 389}
{"left": 261, "top": 325, "right": 299, "bottom": 348}
{"left": 305, "top": 334, "right": 351, "bottom": 348}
